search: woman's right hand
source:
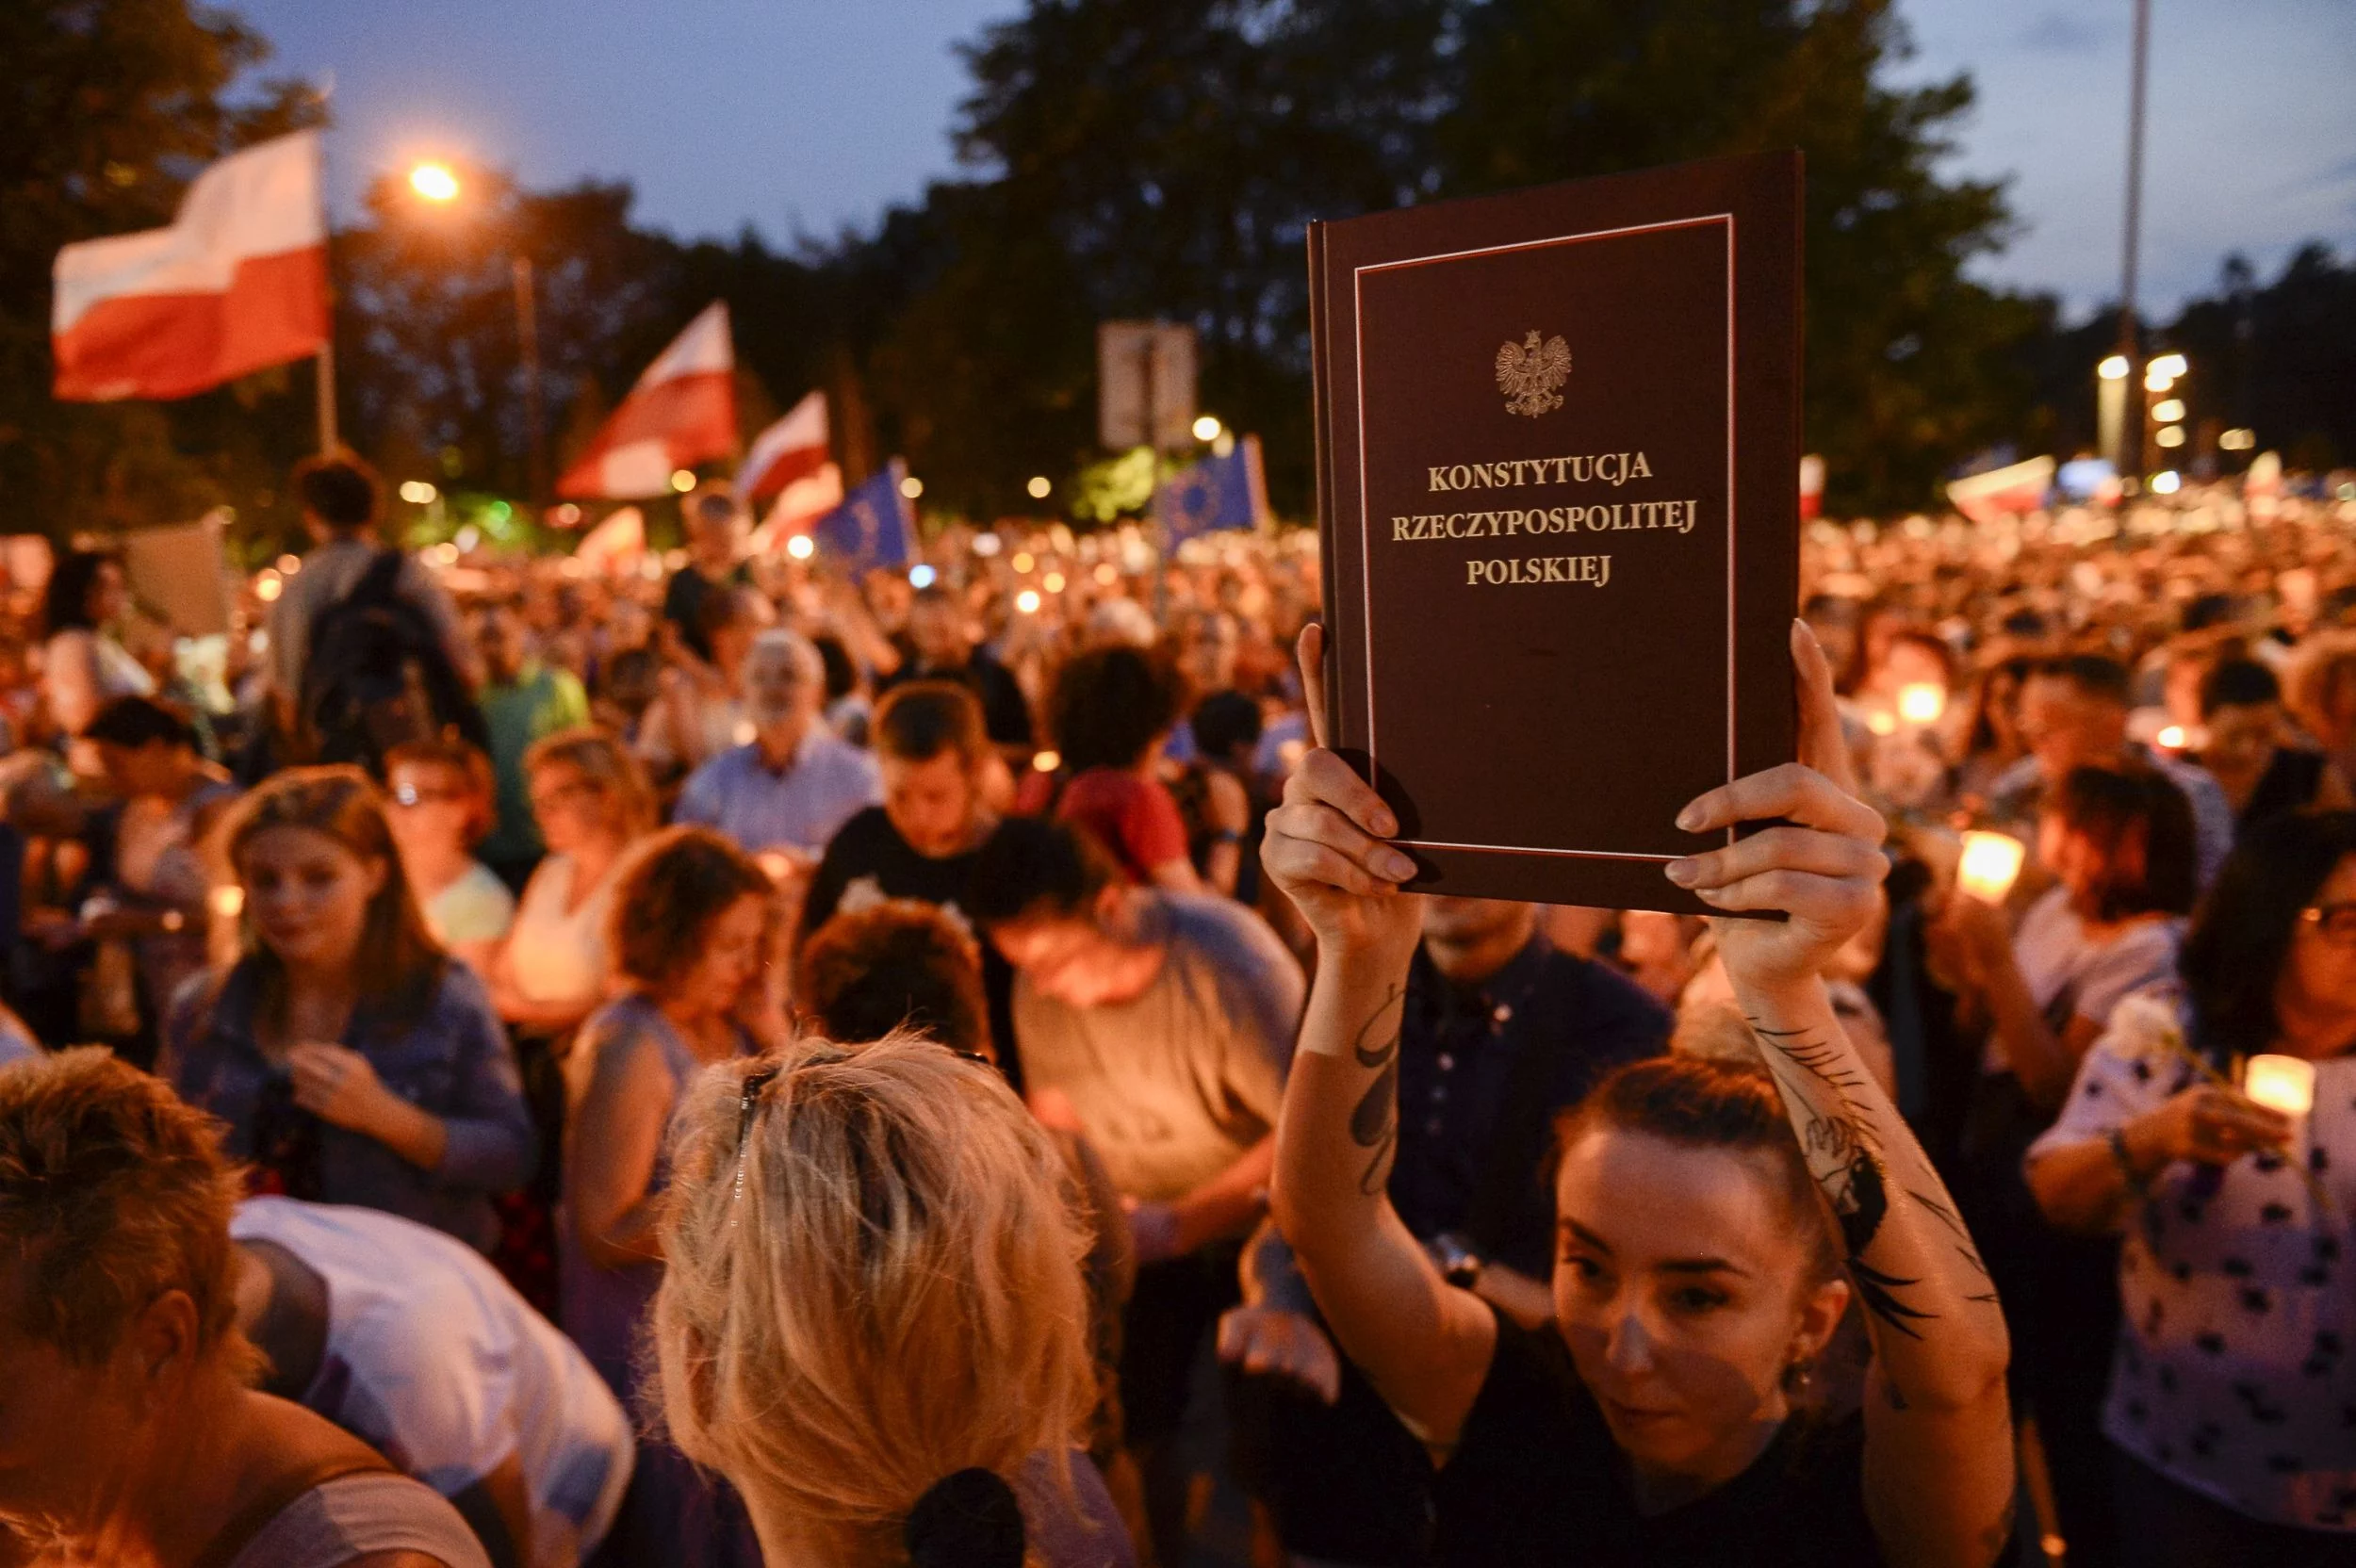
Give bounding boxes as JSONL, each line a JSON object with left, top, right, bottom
{"left": 1260, "top": 625, "right": 1421, "bottom": 958}
{"left": 2123, "top": 1083, "right": 2293, "bottom": 1171}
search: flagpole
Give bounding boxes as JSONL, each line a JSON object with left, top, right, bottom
{"left": 315, "top": 339, "right": 338, "bottom": 455}
{"left": 310, "top": 107, "right": 338, "bottom": 456}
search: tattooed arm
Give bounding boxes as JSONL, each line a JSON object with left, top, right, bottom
{"left": 1260, "top": 627, "right": 1500, "bottom": 1446}
{"left": 1672, "top": 622, "right": 2015, "bottom": 1568}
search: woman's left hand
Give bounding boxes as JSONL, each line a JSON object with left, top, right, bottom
{"left": 288, "top": 1042, "right": 395, "bottom": 1134}
{"left": 1665, "top": 619, "right": 1890, "bottom": 992}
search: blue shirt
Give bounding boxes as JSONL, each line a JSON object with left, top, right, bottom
{"left": 673, "top": 730, "right": 883, "bottom": 856}
{"left": 168, "top": 961, "right": 535, "bottom": 1252}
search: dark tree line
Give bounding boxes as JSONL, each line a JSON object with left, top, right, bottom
{"left": 6, "top": 0, "right": 2352, "bottom": 550}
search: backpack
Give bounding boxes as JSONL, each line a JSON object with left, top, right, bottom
{"left": 296, "top": 550, "right": 487, "bottom": 774}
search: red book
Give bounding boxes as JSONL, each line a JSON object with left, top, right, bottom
{"left": 1308, "top": 151, "right": 1803, "bottom": 914}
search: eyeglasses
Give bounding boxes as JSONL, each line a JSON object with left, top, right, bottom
{"left": 727, "top": 1044, "right": 998, "bottom": 1227}
{"left": 2299, "top": 902, "right": 2356, "bottom": 948}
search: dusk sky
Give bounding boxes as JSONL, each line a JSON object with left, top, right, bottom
{"left": 233, "top": 0, "right": 2355, "bottom": 320}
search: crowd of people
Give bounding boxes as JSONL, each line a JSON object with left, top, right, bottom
{"left": 0, "top": 449, "right": 2351, "bottom": 1568}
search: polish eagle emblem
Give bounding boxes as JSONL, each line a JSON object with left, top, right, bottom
{"left": 1495, "top": 330, "right": 1571, "bottom": 417}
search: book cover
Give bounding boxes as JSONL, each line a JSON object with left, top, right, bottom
{"left": 1309, "top": 150, "right": 1802, "bottom": 913}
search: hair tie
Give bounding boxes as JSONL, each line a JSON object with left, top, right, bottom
{"left": 904, "top": 1467, "right": 1024, "bottom": 1568}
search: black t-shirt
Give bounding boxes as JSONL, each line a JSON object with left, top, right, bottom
{"left": 1433, "top": 1308, "right": 1883, "bottom": 1568}
{"left": 801, "top": 808, "right": 1023, "bottom": 1089}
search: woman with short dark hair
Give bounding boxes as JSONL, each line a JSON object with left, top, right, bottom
{"left": 562, "top": 825, "right": 775, "bottom": 1568}
{"left": 2028, "top": 811, "right": 2356, "bottom": 1561}
{"left": 1261, "top": 622, "right": 2013, "bottom": 1567}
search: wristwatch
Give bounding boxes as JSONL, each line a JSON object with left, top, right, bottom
{"left": 1431, "top": 1231, "right": 1484, "bottom": 1290}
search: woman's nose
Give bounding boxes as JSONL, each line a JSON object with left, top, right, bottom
{"left": 1605, "top": 1308, "right": 1657, "bottom": 1375}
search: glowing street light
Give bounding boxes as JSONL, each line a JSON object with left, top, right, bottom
{"left": 1026, "top": 475, "right": 1053, "bottom": 499}
{"left": 900, "top": 475, "right": 924, "bottom": 500}
{"left": 1191, "top": 414, "right": 1223, "bottom": 443}
{"left": 408, "top": 161, "right": 460, "bottom": 203}
{"left": 398, "top": 480, "right": 438, "bottom": 504}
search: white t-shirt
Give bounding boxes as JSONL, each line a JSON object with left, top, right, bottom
{"left": 232, "top": 1198, "right": 634, "bottom": 1568}
{"left": 505, "top": 855, "right": 616, "bottom": 1007}
{"left": 1984, "top": 885, "right": 2183, "bottom": 1073}
{"left": 423, "top": 861, "right": 518, "bottom": 948}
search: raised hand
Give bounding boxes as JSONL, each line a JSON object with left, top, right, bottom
{"left": 1259, "top": 624, "right": 1422, "bottom": 958}
{"left": 1666, "top": 619, "right": 1890, "bottom": 991}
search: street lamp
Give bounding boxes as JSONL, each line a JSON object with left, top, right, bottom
{"left": 402, "top": 160, "right": 546, "bottom": 505}
{"left": 408, "top": 161, "right": 460, "bottom": 203}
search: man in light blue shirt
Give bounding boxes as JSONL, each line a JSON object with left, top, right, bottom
{"left": 674, "top": 628, "right": 881, "bottom": 858}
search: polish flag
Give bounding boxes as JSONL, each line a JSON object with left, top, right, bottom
{"left": 736, "top": 391, "right": 830, "bottom": 500}
{"left": 556, "top": 302, "right": 737, "bottom": 498}
{"left": 52, "top": 131, "right": 328, "bottom": 402}
{"left": 748, "top": 462, "right": 845, "bottom": 555}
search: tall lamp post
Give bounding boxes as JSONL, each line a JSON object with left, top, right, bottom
{"left": 408, "top": 162, "right": 546, "bottom": 505}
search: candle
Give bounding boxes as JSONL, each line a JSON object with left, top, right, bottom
{"left": 2244, "top": 1054, "right": 2316, "bottom": 1118}
{"left": 1897, "top": 682, "right": 1947, "bottom": 726}
{"left": 1956, "top": 831, "right": 2025, "bottom": 904}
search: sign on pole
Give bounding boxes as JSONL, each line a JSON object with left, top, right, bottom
{"left": 1097, "top": 321, "right": 1197, "bottom": 451}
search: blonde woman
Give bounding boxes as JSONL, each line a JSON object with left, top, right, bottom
{"left": 653, "top": 1036, "right": 1137, "bottom": 1568}
{"left": 490, "top": 728, "right": 656, "bottom": 1037}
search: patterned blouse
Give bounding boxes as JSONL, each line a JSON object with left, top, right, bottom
{"left": 2027, "top": 989, "right": 2356, "bottom": 1531}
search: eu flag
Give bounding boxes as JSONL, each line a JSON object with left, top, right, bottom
{"left": 1155, "top": 435, "right": 1268, "bottom": 543}
{"left": 811, "top": 457, "right": 914, "bottom": 570}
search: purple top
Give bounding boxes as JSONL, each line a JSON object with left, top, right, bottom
{"left": 560, "top": 992, "right": 753, "bottom": 1400}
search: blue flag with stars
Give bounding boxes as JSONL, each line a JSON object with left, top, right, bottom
{"left": 1154, "top": 435, "right": 1268, "bottom": 543}
{"left": 811, "top": 457, "right": 914, "bottom": 570}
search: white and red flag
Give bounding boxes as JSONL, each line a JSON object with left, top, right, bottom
{"left": 556, "top": 302, "right": 737, "bottom": 498}
{"left": 52, "top": 130, "right": 328, "bottom": 402}
{"left": 735, "top": 390, "right": 829, "bottom": 501}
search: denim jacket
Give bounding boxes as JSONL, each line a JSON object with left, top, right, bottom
{"left": 168, "top": 959, "right": 534, "bottom": 1252}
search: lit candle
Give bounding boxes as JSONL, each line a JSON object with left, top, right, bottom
{"left": 2244, "top": 1054, "right": 2316, "bottom": 1118}
{"left": 1897, "top": 682, "right": 1947, "bottom": 726}
{"left": 1955, "top": 831, "right": 2025, "bottom": 904}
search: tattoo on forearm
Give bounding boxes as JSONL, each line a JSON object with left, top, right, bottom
{"left": 1749, "top": 1017, "right": 1943, "bottom": 1338}
{"left": 1348, "top": 984, "right": 1405, "bottom": 1196}
{"left": 1910, "top": 1186, "right": 2004, "bottom": 1301}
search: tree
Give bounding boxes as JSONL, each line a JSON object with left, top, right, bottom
{"left": 1436, "top": 0, "right": 2041, "bottom": 513}
{"left": 0, "top": 0, "right": 318, "bottom": 540}
{"left": 845, "top": 0, "right": 2043, "bottom": 518}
